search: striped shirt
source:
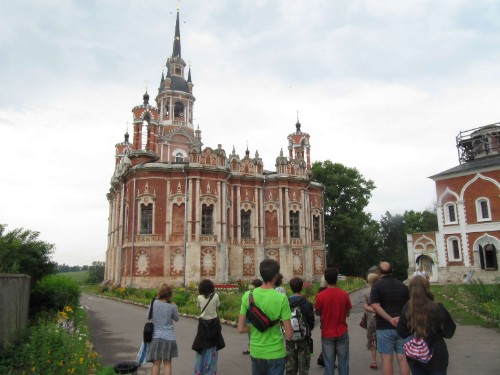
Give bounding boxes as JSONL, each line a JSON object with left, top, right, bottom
{"left": 148, "top": 300, "right": 179, "bottom": 341}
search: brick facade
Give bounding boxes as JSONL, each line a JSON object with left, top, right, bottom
{"left": 104, "top": 11, "right": 325, "bottom": 287}
{"left": 407, "top": 124, "right": 500, "bottom": 283}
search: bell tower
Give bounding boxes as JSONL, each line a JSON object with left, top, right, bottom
{"left": 156, "top": 10, "right": 195, "bottom": 135}
{"left": 287, "top": 118, "right": 311, "bottom": 176}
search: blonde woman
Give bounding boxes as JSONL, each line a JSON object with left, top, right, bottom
{"left": 397, "top": 277, "right": 456, "bottom": 374}
{"left": 363, "top": 273, "right": 379, "bottom": 370}
{"left": 146, "top": 284, "right": 179, "bottom": 375}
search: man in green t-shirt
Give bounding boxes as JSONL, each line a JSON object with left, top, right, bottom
{"left": 238, "top": 259, "right": 293, "bottom": 375}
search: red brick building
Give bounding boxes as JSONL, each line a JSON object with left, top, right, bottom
{"left": 104, "top": 12, "right": 325, "bottom": 287}
{"left": 407, "top": 123, "right": 500, "bottom": 283}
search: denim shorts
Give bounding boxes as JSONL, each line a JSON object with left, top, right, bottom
{"left": 376, "top": 329, "right": 405, "bottom": 354}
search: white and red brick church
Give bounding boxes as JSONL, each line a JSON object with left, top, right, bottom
{"left": 104, "top": 11, "right": 325, "bottom": 287}
{"left": 407, "top": 123, "right": 500, "bottom": 283}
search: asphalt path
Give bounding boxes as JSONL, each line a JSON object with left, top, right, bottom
{"left": 82, "top": 290, "right": 500, "bottom": 374}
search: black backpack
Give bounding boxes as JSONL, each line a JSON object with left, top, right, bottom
{"left": 289, "top": 304, "right": 310, "bottom": 342}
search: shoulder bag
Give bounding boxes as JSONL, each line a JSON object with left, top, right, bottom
{"left": 246, "top": 290, "right": 280, "bottom": 332}
{"left": 143, "top": 298, "right": 155, "bottom": 343}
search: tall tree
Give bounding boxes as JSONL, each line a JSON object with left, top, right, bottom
{"left": 0, "top": 224, "right": 56, "bottom": 285}
{"left": 312, "top": 161, "right": 380, "bottom": 276}
{"left": 378, "top": 209, "right": 437, "bottom": 281}
{"left": 379, "top": 212, "right": 408, "bottom": 280}
{"left": 403, "top": 209, "right": 438, "bottom": 233}
{"left": 87, "top": 261, "right": 105, "bottom": 284}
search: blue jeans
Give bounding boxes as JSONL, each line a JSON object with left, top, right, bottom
{"left": 321, "top": 333, "right": 349, "bottom": 375}
{"left": 251, "top": 357, "right": 286, "bottom": 375}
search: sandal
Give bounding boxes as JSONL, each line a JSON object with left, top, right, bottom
{"left": 370, "top": 363, "right": 378, "bottom": 370}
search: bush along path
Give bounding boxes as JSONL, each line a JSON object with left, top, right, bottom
{"left": 89, "top": 277, "right": 367, "bottom": 325}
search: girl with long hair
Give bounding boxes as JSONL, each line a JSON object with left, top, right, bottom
{"left": 146, "top": 284, "right": 179, "bottom": 375}
{"left": 397, "top": 276, "right": 456, "bottom": 375}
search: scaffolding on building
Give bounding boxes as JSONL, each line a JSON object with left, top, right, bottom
{"left": 456, "top": 122, "right": 500, "bottom": 164}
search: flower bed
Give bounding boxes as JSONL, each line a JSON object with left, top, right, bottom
{"left": 214, "top": 284, "right": 238, "bottom": 291}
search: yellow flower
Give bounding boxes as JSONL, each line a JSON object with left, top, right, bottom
{"left": 64, "top": 306, "right": 73, "bottom": 313}
{"left": 31, "top": 367, "right": 36, "bottom": 372}
{"left": 79, "top": 357, "right": 84, "bottom": 364}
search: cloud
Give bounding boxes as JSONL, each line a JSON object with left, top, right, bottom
{"left": 1, "top": 0, "right": 499, "bottom": 265}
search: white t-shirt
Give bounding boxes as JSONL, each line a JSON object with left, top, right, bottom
{"left": 197, "top": 293, "right": 220, "bottom": 320}
{"left": 413, "top": 270, "right": 428, "bottom": 278}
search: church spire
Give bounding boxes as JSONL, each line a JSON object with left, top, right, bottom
{"left": 172, "top": 10, "right": 181, "bottom": 58}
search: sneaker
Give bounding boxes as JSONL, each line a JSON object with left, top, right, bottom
{"left": 242, "top": 350, "right": 250, "bottom": 355}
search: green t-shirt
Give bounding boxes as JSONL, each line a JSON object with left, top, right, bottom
{"left": 240, "top": 287, "right": 292, "bottom": 359}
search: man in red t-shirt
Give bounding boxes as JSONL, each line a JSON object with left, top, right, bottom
{"left": 315, "top": 267, "right": 352, "bottom": 375}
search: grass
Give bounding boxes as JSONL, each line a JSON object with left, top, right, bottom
{"left": 432, "top": 283, "right": 500, "bottom": 328}
{"left": 90, "top": 277, "right": 367, "bottom": 323}
{"left": 58, "top": 271, "right": 89, "bottom": 285}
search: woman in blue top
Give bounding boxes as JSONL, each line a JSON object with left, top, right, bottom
{"left": 146, "top": 283, "right": 179, "bottom": 375}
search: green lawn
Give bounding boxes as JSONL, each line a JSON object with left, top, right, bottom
{"left": 58, "top": 270, "right": 89, "bottom": 285}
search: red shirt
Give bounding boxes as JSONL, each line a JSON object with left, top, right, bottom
{"left": 315, "top": 287, "right": 352, "bottom": 338}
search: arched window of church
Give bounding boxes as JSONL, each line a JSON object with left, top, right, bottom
{"left": 476, "top": 198, "right": 491, "bottom": 221}
{"left": 175, "top": 153, "right": 184, "bottom": 162}
{"left": 164, "top": 101, "right": 169, "bottom": 118}
{"left": 140, "top": 203, "right": 153, "bottom": 234}
{"left": 141, "top": 120, "right": 149, "bottom": 151}
{"left": 313, "top": 215, "right": 320, "bottom": 241}
{"left": 241, "top": 210, "right": 251, "bottom": 238}
{"left": 444, "top": 202, "right": 457, "bottom": 224}
{"left": 174, "top": 101, "right": 184, "bottom": 117}
{"left": 202, "top": 204, "right": 213, "bottom": 235}
{"left": 290, "top": 211, "right": 300, "bottom": 239}
{"left": 447, "top": 237, "right": 461, "bottom": 261}
{"left": 479, "top": 244, "right": 498, "bottom": 270}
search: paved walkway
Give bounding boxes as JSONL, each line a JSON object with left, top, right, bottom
{"left": 82, "top": 290, "right": 500, "bottom": 374}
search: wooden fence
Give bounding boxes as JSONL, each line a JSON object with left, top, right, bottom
{"left": 0, "top": 274, "right": 30, "bottom": 350}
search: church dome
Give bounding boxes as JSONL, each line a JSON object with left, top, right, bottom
{"left": 170, "top": 76, "right": 190, "bottom": 93}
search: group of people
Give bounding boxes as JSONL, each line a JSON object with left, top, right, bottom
{"left": 142, "top": 259, "right": 456, "bottom": 375}
{"left": 362, "top": 262, "right": 456, "bottom": 375}
{"left": 144, "top": 279, "right": 225, "bottom": 375}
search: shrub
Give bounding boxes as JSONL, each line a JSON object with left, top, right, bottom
{"left": 97, "top": 284, "right": 109, "bottom": 293}
{"left": 0, "top": 307, "right": 100, "bottom": 375}
{"left": 219, "top": 293, "right": 241, "bottom": 321}
{"left": 86, "top": 261, "right": 105, "bottom": 284}
{"left": 31, "top": 275, "right": 81, "bottom": 315}
{"left": 172, "top": 289, "right": 192, "bottom": 306}
{"left": 125, "top": 287, "right": 138, "bottom": 296}
{"left": 144, "top": 289, "right": 156, "bottom": 299}
{"left": 235, "top": 279, "right": 248, "bottom": 293}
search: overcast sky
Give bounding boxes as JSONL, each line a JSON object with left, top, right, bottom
{"left": 1, "top": 0, "right": 499, "bottom": 266}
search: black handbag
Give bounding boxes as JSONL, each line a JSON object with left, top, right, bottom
{"left": 143, "top": 298, "right": 155, "bottom": 343}
{"left": 360, "top": 314, "right": 368, "bottom": 329}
